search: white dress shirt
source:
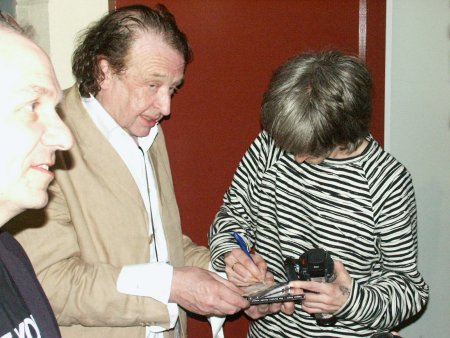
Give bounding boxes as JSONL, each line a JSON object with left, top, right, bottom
{"left": 82, "top": 95, "right": 178, "bottom": 337}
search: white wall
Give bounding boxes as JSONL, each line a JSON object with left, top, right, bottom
{"left": 47, "top": 0, "right": 108, "bottom": 89}
{"left": 16, "top": 0, "right": 108, "bottom": 89}
{"left": 386, "top": 0, "right": 450, "bottom": 337}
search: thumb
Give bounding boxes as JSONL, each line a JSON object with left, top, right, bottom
{"left": 334, "top": 260, "right": 352, "bottom": 286}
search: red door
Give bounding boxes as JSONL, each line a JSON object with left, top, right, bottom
{"left": 113, "top": 1, "right": 385, "bottom": 336}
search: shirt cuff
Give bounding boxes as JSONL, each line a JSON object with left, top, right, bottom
{"left": 207, "top": 262, "right": 226, "bottom": 338}
{"left": 117, "top": 262, "right": 173, "bottom": 303}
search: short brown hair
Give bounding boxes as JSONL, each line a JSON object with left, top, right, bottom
{"left": 261, "top": 50, "right": 372, "bottom": 156}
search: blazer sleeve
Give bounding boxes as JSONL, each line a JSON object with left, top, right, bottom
{"left": 182, "top": 235, "right": 210, "bottom": 269}
{"left": 7, "top": 176, "right": 173, "bottom": 329}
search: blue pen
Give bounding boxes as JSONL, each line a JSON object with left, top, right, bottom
{"left": 232, "top": 231, "right": 254, "bottom": 262}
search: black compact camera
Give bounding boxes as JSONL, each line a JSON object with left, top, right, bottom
{"left": 284, "top": 248, "right": 337, "bottom": 326}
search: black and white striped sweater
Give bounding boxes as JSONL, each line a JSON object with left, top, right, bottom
{"left": 209, "top": 131, "right": 429, "bottom": 337}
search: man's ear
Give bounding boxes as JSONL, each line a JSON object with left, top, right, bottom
{"left": 98, "top": 58, "right": 112, "bottom": 90}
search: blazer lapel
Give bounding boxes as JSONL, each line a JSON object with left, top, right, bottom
{"left": 61, "top": 86, "right": 143, "bottom": 208}
{"left": 149, "top": 128, "right": 184, "bottom": 266}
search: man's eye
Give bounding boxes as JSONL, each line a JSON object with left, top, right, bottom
{"left": 19, "top": 102, "right": 39, "bottom": 121}
{"left": 22, "top": 102, "right": 37, "bottom": 113}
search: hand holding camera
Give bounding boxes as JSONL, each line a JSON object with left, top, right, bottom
{"left": 285, "top": 248, "right": 353, "bottom": 326}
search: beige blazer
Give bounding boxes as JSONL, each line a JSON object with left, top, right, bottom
{"left": 7, "top": 85, "right": 210, "bottom": 338}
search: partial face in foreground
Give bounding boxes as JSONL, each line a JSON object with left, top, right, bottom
{"left": 96, "top": 32, "right": 186, "bottom": 139}
{"left": 0, "top": 30, "right": 73, "bottom": 218}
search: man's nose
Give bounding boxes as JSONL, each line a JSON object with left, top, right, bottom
{"left": 42, "top": 112, "right": 73, "bottom": 150}
{"left": 295, "top": 154, "right": 309, "bottom": 163}
{"left": 155, "top": 89, "right": 171, "bottom": 117}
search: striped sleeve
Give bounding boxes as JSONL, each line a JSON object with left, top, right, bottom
{"left": 336, "top": 166, "right": 429, "bottom": 329}
{"left": 208, "top": 132, "right": 281, "bottom": 271}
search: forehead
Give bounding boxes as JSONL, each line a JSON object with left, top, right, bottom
{"left": 125, "top": 32, "right": 186, "bottom": 76}
{"left": 0, "top": 31, "right": 60, "bottom": 101}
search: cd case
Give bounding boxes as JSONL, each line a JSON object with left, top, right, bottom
{"left": 242, "top": 282, "right": 304, "bottom": 305}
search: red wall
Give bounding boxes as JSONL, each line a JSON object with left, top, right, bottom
{"left": 114, "top": 1, "right": 385, "bottom": 336}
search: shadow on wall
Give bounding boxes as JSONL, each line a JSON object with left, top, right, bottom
{"left": 448, "top": 24, "right": 450, "bottom": 130}
{"left": 397, "top": 303, "right": 428, "bottom": 332}
{"left": 0, "top": 0, "right": 16, "bottom": 16}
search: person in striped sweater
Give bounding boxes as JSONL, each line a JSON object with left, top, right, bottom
{"left": 209, "top": 50, "right": 429, "bottom": 337}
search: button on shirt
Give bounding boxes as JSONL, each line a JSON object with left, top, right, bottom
{"left": 82, "top": 95, "right": 179, "bottom": 338}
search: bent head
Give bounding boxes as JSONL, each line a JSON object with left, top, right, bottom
{"left": 261, "top": 50, "right": 372, "bottom": 161}
{"left": 0, "top": 26, "right": 73, "bottom": 221}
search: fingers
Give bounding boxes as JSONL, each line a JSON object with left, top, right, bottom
{"left": 288, "top": 260, "right": 353, "bottom": 315}
{"left": 301, "top": 295, "right": 336, "bottom": 314}
{"left": 209, "top": 269, "right": 246, "bottom": 294}
{"left": 226, "top": 261, "right": 257, "bottom": 286}
{"left": 244, "top": 301, "right": 285, "bottom": 319}
{"left": 245, "top": 300, "right": 298, "bottom": 319}
{"left": 170, "top": 266, "right": 249, "bottom": 316}
{"left": 224, "top": 248, "right": 265, "bottom": 285}
{"left": 263, "top": 270, "right": 275, "bottom": 285}
{"left": 246, "top": 303, "right": 270, "bottom": 319}
{"left": 252, "top": 254, "right": 268, "bottom": 278}
{"left": 280, "top": 301, "right": 296, "bottom": 315}
{"left": 205, "top": 271, "right": 251, "bottom": 311}
{"left": 299, "top": 283, "right": 348, "bottom": 313}
{"left": 170, "top": 263, "right": 305, "bottom": 319}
